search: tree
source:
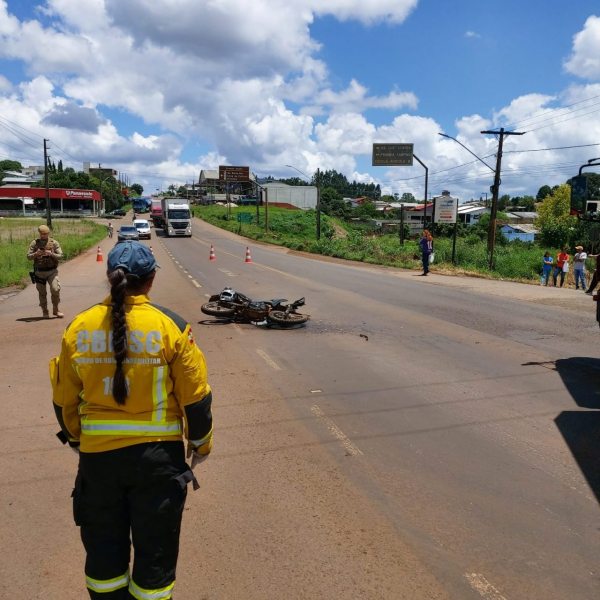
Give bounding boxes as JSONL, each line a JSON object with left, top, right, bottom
{"left": 498, "top": 194, "right": 511, "bottom": 211}
{"left": 400, "top": 192, "right": 416, "bottom": 202}
{"left": 319, "top": 186, "right": 349, "bottom": 217}
{"left": 130, "top": 183, "right": 143, "bottom": 195}
{"left": 510, "top": 195, "right": 536, "bottom": 211}
{"left": 352, "top": 200, "right": 378, "bottom": 219}
{"left": 535, "top": 183, "right": 576, "bottom": 246}
{"left": 0, "top": 159, "right": 23, "bottom": 172}
{"left": 536, "top": 185, "right": 552, "bottom": 201}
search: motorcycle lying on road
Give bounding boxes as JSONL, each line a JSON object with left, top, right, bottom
{"left": 201, "top": 288, "right": 309, "bottom": 327}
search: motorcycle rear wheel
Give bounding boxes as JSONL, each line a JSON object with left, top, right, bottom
{"left": 268, "top": 310, "right": 308, "bottom": 326}
{"left": 201, "top": 301, "right": 236, "bottom": 318}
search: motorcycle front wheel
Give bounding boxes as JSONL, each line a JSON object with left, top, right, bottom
{"left": 201, "top": 301, "right": 236, "bottom": 318}
{"left": 268, "top": 310, "right": 308, "bottom": 326}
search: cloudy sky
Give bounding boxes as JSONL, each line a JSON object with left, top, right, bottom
{"left": 1, "top": 0, "right": 600, "bottom": 201}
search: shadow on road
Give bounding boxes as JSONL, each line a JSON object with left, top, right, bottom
{"left": 17, "top": 316, "right": 55, "bottom": 322}
{"left": 552, "top": 357, "right": 600, "bottom": 505}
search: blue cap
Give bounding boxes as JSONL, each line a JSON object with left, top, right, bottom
{"left": 107, "top": 241, "right": 158, "bottom": 277}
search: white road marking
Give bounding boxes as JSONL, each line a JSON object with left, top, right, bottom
{"left": 311, "top": 405, "right": 364, "bottom": 456}
{"left": 256, "top": 349, "right": 281, "bottom": 370}
{"left": 311, "top": 389, "right": 323, "bottom": 393}
{"left": 192, "top": 280, "right": 201, "bottom": 288}
{"left": 465, "top": 573, "right": 508, "bottom": 599}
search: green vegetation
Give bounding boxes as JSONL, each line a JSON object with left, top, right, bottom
{"left": 193, "top": 204, "right": 590, "bottom": 283}
{"left": 0, "top": 218, "right": 107, "bottom": 288}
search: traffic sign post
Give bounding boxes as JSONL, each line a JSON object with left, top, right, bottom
{"left": 372, "top": 143, "right": 414, "bottom": 166}
{"left": 372, "top": 143, "right": 428, "bottom": 230}
{"left": 219, "top": 165, "right": 250, "bottom": 183}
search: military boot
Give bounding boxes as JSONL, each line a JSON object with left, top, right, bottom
{"left": 42, "top": 308, "right": 50, "bottom": 319}
{"left": 53, "top": 306, "right": 64, "bottom": 318}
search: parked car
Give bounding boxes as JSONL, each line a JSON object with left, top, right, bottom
{"left": 107, "top": 208, "right": 127, "bottom": 217}
{"left": 117, "top": 225, "right": 140, "bottom": 242}
{"left": 133, "top": 219, "right": 151, "bottom": 239}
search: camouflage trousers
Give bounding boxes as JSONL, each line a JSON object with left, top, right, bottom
{"left": 35, "top": 269, "right": 61, "bottom": 310}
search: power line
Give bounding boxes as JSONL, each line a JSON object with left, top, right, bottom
{"left": 504, "top": 142, "right": 600, "bottom": 153}
{"left": 525, "top": 106, "right": 600, "bottom": 133}
{"left": 505, "top": 93, "right": 600, "bottom": 130}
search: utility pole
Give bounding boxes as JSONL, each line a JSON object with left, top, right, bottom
{"left": 44, "top": 139, "right": 52, "bottom": 228}
{"left": 315, "top": 168, "right": 321, "bottom": 240}
{"left": 480, "top": 127, "right": 524, "bottom": 269}
{"left": 412, "top": 155, "right": 428, "bottom": 231}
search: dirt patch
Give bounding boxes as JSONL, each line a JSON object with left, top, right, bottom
{"left": 331, "top": 222, "right": 348, "bottom": 238}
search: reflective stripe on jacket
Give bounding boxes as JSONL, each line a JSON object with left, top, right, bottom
{"left": 50, "top": 294, "right": 212, "bottom": 453}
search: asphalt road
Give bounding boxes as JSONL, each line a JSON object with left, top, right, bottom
{"left": 1, "top": 216, "right": 598, "bottom": 599}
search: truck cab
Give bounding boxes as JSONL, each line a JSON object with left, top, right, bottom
{"left": 162, "top": 199, "right": 192, "bottom": 237}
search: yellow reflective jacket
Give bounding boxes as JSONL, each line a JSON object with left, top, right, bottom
{"left": 50, "top": 294, "right": 212, "bottom": 453}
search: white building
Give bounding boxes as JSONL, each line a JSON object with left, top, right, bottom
{"left": 457, "top": 204, "right": 489, "bottom": 225}
{"left": 0, "top": 170, "right": 39, "bottom": 184}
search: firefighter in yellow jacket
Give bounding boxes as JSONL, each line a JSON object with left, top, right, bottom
{"left": 50, "top": 241, "right": 213, "bottom": 600}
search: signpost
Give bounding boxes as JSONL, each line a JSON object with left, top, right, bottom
{"left": 372, "top": 143, "right": 428, "bottom": 230}
{"left": 372, "top": 143, "right": 414, "bottom": 166}
{"left": 433, "top": 197, "right": 457, "bottom": 224}
{"left": 219, "top": 165, "right": 250, "bottom": 182}
{"left": 432, "top": 195, "right": 459, "bottom": 264}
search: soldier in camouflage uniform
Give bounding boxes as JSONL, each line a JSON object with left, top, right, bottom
{"left": 27, "top": 224, "right": 64, "bottom": 318}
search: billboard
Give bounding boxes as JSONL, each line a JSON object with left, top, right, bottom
{"left": 434, "top": 197, "right": 457, "bottom": 224}
{"left": 372, "top": 143, "right": 414, "bottom": 166}
{"left": 219, "top": 166, "right": 250, "bottom": 182}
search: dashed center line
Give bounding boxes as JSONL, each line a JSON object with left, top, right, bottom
{"left": 256, "top": 349, "right": 281, "bottom": 370}
{"left": 311, "top": 405, "right": 363, "bottom": 456}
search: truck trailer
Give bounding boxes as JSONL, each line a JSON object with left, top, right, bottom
{"left": 161, "top": 198, "right": 192, "bottom": 237}
{"left": 150, "top": 199, "right": 164, "bottom": 227}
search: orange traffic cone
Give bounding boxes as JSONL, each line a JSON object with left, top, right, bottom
{"left": 244, "top": 247, "right": 252, "bottom": 263}
{"left": 96, "top": 246, "right": 103, "bottom": 262}
{"left": 209, "top": 245, "right": 216, "bottom": 261}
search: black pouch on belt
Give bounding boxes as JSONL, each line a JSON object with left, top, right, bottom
{"left": 29, "top": 271, "right": 37, "bottom": 284}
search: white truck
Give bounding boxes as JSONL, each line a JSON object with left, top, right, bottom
{"left": 161, "top": 198, "right": 192, "bottom": 237}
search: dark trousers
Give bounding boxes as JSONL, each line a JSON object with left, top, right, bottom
{"left": 589, "top": 271, "right": 600, "bottom": 294}
{"left": 552, "top": 266, "right": 566, "bottom": 287}
{"left": 73, "top": 442, "right": 190, "bottom": 599}
{"left": 421, "top": 253, "right": 430, "bottom": 274}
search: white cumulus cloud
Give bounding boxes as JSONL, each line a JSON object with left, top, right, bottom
{"left": 564, "top": 15, "right": 600, "bottom": 80}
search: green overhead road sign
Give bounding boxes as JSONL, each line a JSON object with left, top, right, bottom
{"left": 372, "top": 143, "right": 414, "bottom": 166}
